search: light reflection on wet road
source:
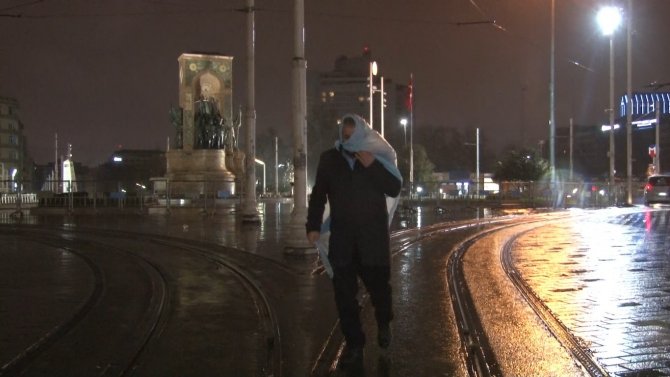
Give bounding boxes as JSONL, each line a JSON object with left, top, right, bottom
{"left": 512, "top": 208, "right": 670, "bottom": 376}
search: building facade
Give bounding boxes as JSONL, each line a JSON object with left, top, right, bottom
{"left": 0, "top": 96, "right": 31, "bottom": 193}
{"left": 552, "top": 92, "right": 670, "bottom": 181}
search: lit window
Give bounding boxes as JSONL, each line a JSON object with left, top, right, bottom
{"left": 329, "top": 91, "right": 335, "bottom": 97}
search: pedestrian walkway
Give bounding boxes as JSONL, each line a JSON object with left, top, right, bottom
{"left": 511, "top": 208, "right": 670, "bottom": 376}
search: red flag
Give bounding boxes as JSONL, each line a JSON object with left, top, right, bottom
{"left": 405, "top": 74, "right": 413, "bottom": 111}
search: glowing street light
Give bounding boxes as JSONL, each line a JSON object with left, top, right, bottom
{"left": 400, "top": 118, "right": 408, "bottom": 146}
{"left": 597, "top": 5, "right": 622, "bottom": 198}
{"left": 255, "top": 158, "right": 266, "bottom": 195}
{"left": 597, "top": 6, "right": 622, "bottom": 37}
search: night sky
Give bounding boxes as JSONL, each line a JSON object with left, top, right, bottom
{"left": 2, "top": 0, "right": 669, "bottom": 166}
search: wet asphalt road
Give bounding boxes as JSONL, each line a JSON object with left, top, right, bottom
{"left": 1, "top": 203, "right": 669, "bottom": 376}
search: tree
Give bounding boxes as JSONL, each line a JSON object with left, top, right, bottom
{"left": 414, "top": 124, "right": 494, "bottom": 174}
{"left": 397, "top": 143, "right": 435, "bottom": 185}
{"left": 493, "top": 148, "right": 549, "bottom": 182}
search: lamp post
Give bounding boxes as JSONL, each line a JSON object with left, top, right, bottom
{"left": 255, "top": 158, "right": 266, "bottom": 195}
{"left": 380, "top": 76, "right": 385, "bottom": 136}
{"left": 597, "top": 5, "right": 622, "bottom": 200}
{"left": 369, "top": 61, "right": 378, "bottom": 128}
{"left": 400, "top": 118, "right": 408, "bottom": 146}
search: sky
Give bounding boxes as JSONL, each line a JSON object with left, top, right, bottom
{"left": 1, "top": 0, "right": 669, "bottom": 166}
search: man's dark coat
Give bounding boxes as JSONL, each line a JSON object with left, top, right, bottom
{"left": 306, "top": 148, "right": 402, "bottom": 267}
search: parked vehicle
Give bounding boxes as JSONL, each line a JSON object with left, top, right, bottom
{"left": 644, "top": 175, "right": 670, "bottom": 205}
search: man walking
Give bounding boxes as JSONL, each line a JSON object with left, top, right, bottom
{"left": 306, "top": 114, "right": 402, "bottom": 367}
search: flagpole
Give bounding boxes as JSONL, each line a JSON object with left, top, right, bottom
{"left": 409, "top": 73, "right": 414, "bottom": 198}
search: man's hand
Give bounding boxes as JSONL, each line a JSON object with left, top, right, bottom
{"left": 355, "top": 151, "right": 375, "bottom": 167}
{"left": 307, "top": 231, "right": 320, "bottom": 244}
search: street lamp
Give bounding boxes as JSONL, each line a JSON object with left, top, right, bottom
{"left": 255, "top": 158, "right": 266, "bottom": 195}
{"left": 369, "top": 61, "right": 378, "bottom": 129}
{"left": 400, "top": 118, "right": 408, "bottom": 146}
{"left": 597, "top": 5, "right": 622, "bottom": 199}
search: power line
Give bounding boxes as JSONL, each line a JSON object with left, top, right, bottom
{"left": 0, "top": 5, "right": 239, "bottom": 19}
{"left": 0, "top": 0, "right": 44, "bottom": 12}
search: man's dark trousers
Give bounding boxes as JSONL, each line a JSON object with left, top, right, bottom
{"left": 332, "top": 247, "right": 392, "bottom": 347}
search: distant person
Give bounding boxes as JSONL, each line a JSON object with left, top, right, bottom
{"left": 306, "top": 114, "right": 402, "bottom": 367}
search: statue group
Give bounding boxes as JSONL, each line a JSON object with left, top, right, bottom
{"left": 170, "top": 96, "right": 241, "bottom": 151}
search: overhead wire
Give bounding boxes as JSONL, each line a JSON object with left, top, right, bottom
{"left": 0, "top": 0, "right": 44, "bottom": 12}
{"left": 0, "top": 0, "right": 609, "bottom": 74}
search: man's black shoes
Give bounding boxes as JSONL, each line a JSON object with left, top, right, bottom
{"left": 377, "top": 323, "right": 392, "bottom": 349}
{"left": 339, "top": 344, "right": 364, "bottom": 369}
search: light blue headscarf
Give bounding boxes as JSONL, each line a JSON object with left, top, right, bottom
{"left": 317, "top": 114, "right": 402, "bottom": 277}
{"left": 335, "top": 114, "right": 403, "bottom": 182}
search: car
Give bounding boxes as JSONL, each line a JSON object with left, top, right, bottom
{"left": 644, "top": 175, "right": 670, "bottom": 205}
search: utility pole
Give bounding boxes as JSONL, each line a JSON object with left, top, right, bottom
{"left": 609, "top": 35, "right": 616, "bottom": 195}
{"left": 656, "top": 103, "right": 661, "bottom": 174}
{"left": 274, "top": 136, "right": 279, "bottom": 197}
{"left": 54, "top": 133, "right": 59, "bottom": 193}
{"left": 241, "top": 0, "right": 260, "bottom": 222}
{"left": 549, "top": 0, "right": 556, "bottom": 184}
{"left": 569, "top": 118, "right": 574, "bottom": 181}
{"left": 409, "top": 73, "right": 414, "bottom": 197}
{"left": 476, "top": 128, "right": 480, "bottom": 196}
{"left": 284, "top": 0, "right": 314, "bottom": 253}
{"left": 626, "top": 0, "right": 633, "bottom": 205}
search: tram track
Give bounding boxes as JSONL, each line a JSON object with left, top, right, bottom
{"left": 310, "top": 214, "right": 534, "bottom": 375}
{"left": 1, "top": 209, "right": 626, "bottom": 376}
{"left": 0, "top": 238, "right": 105, "bottom": 376}
{"left": 500, "top": 228, "right": 610, "bottom": 377}
{"left": 0, "top": 227, "right": 282, "bottom": 377}
{"left": 68, "top": 228, "right": 283, "bottom": 377}
{"left": 145, "top": 236, "right": 283, "bottom": 377}
{"left": 448, "top": 212, "right": 614, "bottom": 377}
{"left": 0, "top": 229, "right": 171, "bottom": 377}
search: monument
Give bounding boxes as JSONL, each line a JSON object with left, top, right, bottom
{"left": 166, "top": 53, "right": 243, "bottom": 198}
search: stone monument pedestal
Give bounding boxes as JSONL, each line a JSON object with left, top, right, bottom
{"left": 166, "top": 149, "right": 235, "bottom": 198}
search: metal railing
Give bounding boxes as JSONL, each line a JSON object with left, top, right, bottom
{"left": 410, "top": 180, "right": 643, "bottom": 208}
{"left": 1, "top": 178, "right": 645, "bottom": 215}
{"left": 0, "top": 193, "right": 38, "bottom": 205}
{"left": 0, "top": 178, "right": 242, "bottom": 213}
